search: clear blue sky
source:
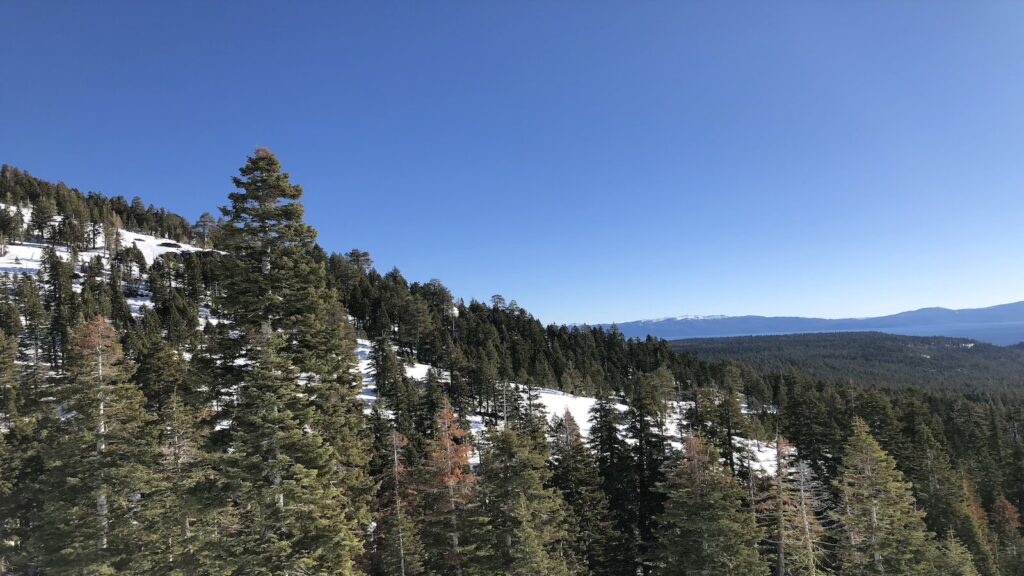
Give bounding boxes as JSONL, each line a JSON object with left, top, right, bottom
{"left": 3, "top": 2, "right": 1024, "bottom": 325}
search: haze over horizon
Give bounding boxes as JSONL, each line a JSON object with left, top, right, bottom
{"left": 4, "top": 2, "right": 1024, "bottom": 325}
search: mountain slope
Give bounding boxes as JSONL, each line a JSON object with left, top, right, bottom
{"left": 606, "top": 301, "right": 1024, "bottom": 345}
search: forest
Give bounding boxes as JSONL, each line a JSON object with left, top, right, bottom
{"left": 672, "top": 331, "right": 1024, "bottom": 392}
{"left": 1, "top": 152, "right": 1023, "bottom": 575}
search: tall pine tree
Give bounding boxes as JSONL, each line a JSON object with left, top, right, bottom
{"left": 655, "top": 435, "right": 767, "bottom": 576}
{"left": 832, "top": 418, "right": 943, "bottom": 576}
{"left": 209, "top": 149, "right": 370, "bottom": 574}
{"left": 36, "top": 316, "right": 157, "bottom": 574}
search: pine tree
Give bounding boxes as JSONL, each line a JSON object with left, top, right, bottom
{"left": 208, "top": 149, "right": 370, "bottom": 574}
{"left": 0, "top": 330, "right": 20, "bottom": 572}
{"left": 655, "top": 435, "right": 768, "bottom": 576}
{"left": 937, "top": 531, "right": 982, "bottom": 576}
{"left": 758, "top": 436, "right": 831, "bottom": 576}
{"left": 420, "top": 398, "right": 477, "bottom": 576}
{"left": 370, "top": 427, "right": 426, "bottom": 576}
{"left": 470, "top": 428, "right": 582, "bottom": 576}
{"left": 211, "top": 331, "right": 361, "bottom": 574}
{"left": 0, "top": 308, "right": 49, "bottom": 574}
{"left": 991, "top": 496, "right": 1024, "bottom": 575}
{"left": 41, "top": 245, "right": 77, "bottom": 368}
{"left": 549, "top": 410, "right": 622, "bottom": 576}
{"left": 832, "top": 418, "right": 943, "bottom": 576}
{"left": 588, "top": 388, "right": 637, "bottom": 576}
{"left": 35, "top": 316, "right": 157, "bottom": 574}
{"left": 901, "top": 416, "right": 1000, "bottom": 576}
{"left": 131, "top": 335, "right": 212, "bottom": 573}
{"left": 624, "top": 368, "right": 673, "bottom": 576}
{"left": 29, "top": 194, "right": 56, "bottom": 241}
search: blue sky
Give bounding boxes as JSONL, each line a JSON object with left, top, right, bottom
{"left": 3, "top": 2, "right": 1024, "bottom": 325}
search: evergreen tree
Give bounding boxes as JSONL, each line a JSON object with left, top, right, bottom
{"left": 624, "top": 368, "right": 673, "bottom": 576}
{"left": 470, "top": 428, "right": 582, "bottom": 576}
{"left": 758, "top": 437, "right": 831, "bottom": 576}
{"left": 211, "top": 331, "right": 361, "bottom": 574}
{"left": 832, "top": 418, "right": 942, "bottom": 576}
{"left": 0, "top": 310, "right": 49, "bottom": 574}
{"left": 901, "top": 415, "right": 1000, "bottom": 576}
{"left": 0, "top": 331, "right": 20, "bottom": 572}
{"left": 655, "top": 435, "right": 768, "bottom": 576}
{"left": 370, "top": 427, "right": 426, "bottom": 576}
{"left": 41, "top": 245, "right": 77, "bottom": 368}
{"left": 35, "top": 316, "right": 157, "bottom": 574}
{"left": 991, "top": 496, "right": 1024, "bottom": 575}
{"left": 209, "top": 149, "right": 370, "bottom": 574}
{"left": 588, "top": 388, "right": 637, "bottom": 576}
{"left": 937, "top": 532, "right": 983, "bottom": 576}
{"left": 549, "top": 410, "right": 622, "bottom": 576}
{"left": 420, "top": 398, "right": 477, "bottom": 576}
{"left": 29, "top": 194, "right": 56, "bottom": 241}
{"left": 131, "top": 334, "right": 213, "bottom": 573}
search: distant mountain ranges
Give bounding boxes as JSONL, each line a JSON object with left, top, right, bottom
{"left": 601, "top": 301, "right": 1024, "bottom": 346}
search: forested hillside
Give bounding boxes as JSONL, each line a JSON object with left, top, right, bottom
{"left": 671, "top": 331, "right": 1024, "bottom": 392}
{"left": 2, "top": 153, "right": 1024, "bottom": 575}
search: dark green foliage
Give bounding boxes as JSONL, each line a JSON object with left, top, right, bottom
{"left": 588, "top": 389, "right": 638, "bottom": 576}
{"left": 41, "top": 246, "right": 78, "bottom": 368}
{"left": 369, "top": 425, "right": 427, "bottom": 576}
{"left": 623, "top": 368, "right": 674, "bottom": 575}
{"left": 833, "top": 418, "right": 943, "bottom": 575}
{"left": 207, "top": 150, "right": 369, "bottom": 574}
{"left": 655, "top": 436, "right": 767, "bottom": 576}
{"left": 212, "top": 331, "right": 363, "bottom": 574}
{"left": 470, "top": 428, "right": 582, "bottom": 576}
{"left": 549, "top": 411, "right": 622, "bottom": 576}
{"left": 35, "top": 316, "right": 157, "bottom": 574}
{"left": 673, "top": 331, "right": 1024, "bottom": 393}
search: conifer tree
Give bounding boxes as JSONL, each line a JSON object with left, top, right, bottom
{"left": 655, "top": 435, "right": 768, "bottom": 576}
{"left": 470, "top": 428, "right": 582, "bottom": 576}
{"left": 29, "top": 194, "right": 56, "bottom": 241}
{"left": 991, "top": 496, "right": 1024, "bottom": 575}
{"left": 549, "top": 410, "right": 622, "bottom": 576}
{"left": 0, "top": 330, "right": 20, "bottom": 572}
{"left": 758, "top": 436, "right": 831, "bottom": 576}
{"left": 36, "top": 316, "right": 157, "bottom": 573}
{"left": 0, "top": 314, "right": 49, "bottom": 574}
{"left": 41, "top": 245, "right": 77, "bottom": 368}
{"left": 212, "top": 331, "right": 361, "bottom": 574}
{"left": 209, "top": 149, "right": 370, "bottom": 573}
{"left": 901, "top": 416, "right": 1000, "bottom": 576}
{"left": 588, "top": 388, "right": 637, "bottom": 576}
{"left": 624, "top": 368, "right": 673, "bottom": 576}
{"left": 420, "top": 398, "right": 477, "bottom": 576}
{"left": 937, "top": 531, "right": 983, "bottom": 576}
{"left": 15, "top": 274, "right": 47, "bottom": 386}
{"left": 370, "top": 427, "right": 426, "bottom": 576}
{"left": 130, "top": 333, "right": 212, "bottom": 573}
{"left": 832, "top": 418, "right": 943, "bottom": 575}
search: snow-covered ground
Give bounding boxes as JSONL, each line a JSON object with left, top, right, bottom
{"left": 354, "top": 338, "right": 781, "bottom": 475}
{"left": 0, "top": 203, "right": 204, "bottom": 317}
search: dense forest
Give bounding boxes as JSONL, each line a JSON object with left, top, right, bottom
{"left": 672, "top": 331, "right": 1024, "bottom": 392}
{"left": 1, "top": 152, "right": 1024, "bottom": 575}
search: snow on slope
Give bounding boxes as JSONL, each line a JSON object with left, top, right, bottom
{"left": 0, "top": 203, "right": 204, "bottom": 311}
{"left": 118, "top": 230, "right": 204, "bottom": 264}
{"left": 354, "top": 339, "right": 781, "bottom": 474}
